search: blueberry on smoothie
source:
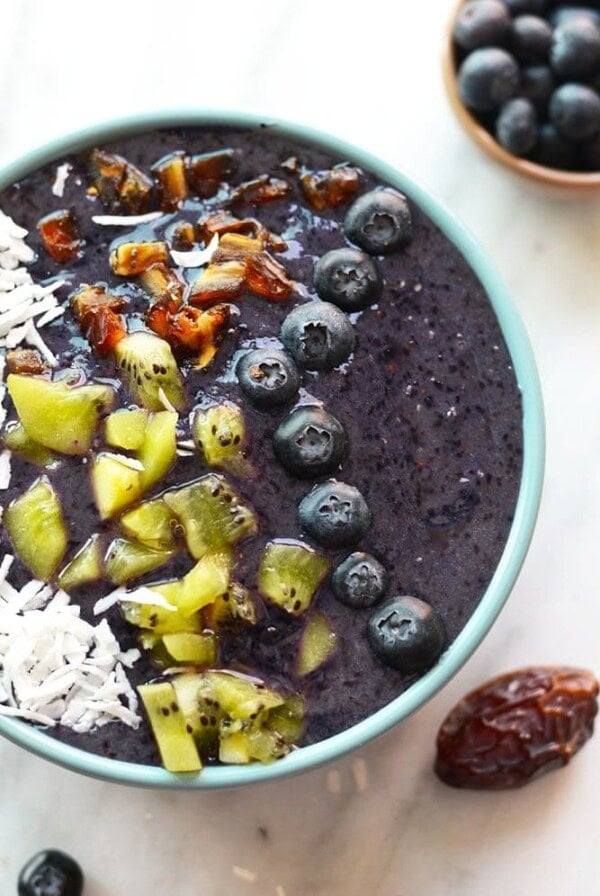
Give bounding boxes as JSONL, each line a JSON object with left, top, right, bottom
{"left": 496, "top": 98, "right": 538, "bottom": 155}
{"left": 453, "top": 0, "right": 512, "bottom": 52}
{"left": 273, "top": 406, "right": 347, "bottom": 479}
{"left": 298, "top": 480, "right": 371, "bottom": 548}
{"left": 18, "top": 850, "right": 83, "bottom": 896}
{"left": 332, "top": 552, "right": 388, "bottom": 609}
{"left": 280, "top": 301, "right": 355, "bottom": 370}
{"left": 550, "top": 83, "right": 600, "bottom": 140}
{"left": 550, "top": 16, "right": 600, "bottom": 79}
{"left": 344, "top": 188, "right": 412, "bottom": 255}
{"left": 236, "top": 348, "right": 300, "bottom": 407}
{"left": 457, "top": 48, "right": 520, "bottom": 112}
{"left": 314, "top": 247, "right": 382, "bottom": 311}
{"left": 367, "top": 595, "right": 446, "bottom": 673}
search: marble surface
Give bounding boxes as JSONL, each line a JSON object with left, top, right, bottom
{"left": 1, "top": 1, "right": 599, "bottom": 893}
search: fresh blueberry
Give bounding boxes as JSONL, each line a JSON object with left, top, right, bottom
{"left": 549, "top": 7, "right": 600, "bottom": 30}
{"left": 280, "top": 301, "right": 355, "bottom": 371}
{"left": 314, "top": 247, "right": 382, "bottom": 311}
{"left": 505, "top": 0, "right": 547, "bottom": 13}
{"left": 496, "top": 97, "right": 538, "bottom": 155}
{"left": 580, "top": 130, "right": 600, "bottom": 168}
{"left": 510, "top": 15, "right": 552, "bottom": 62}
{"left": 273, "top": 405, "right": 347, "bottom": 479}
{"left": 550, "top": 16, "right": 600, "bottom": 79}
{"left": 550, "top": 83, "right": 600, "bottom": 140}
{"left": 453, "top": 0, "right": 511, "bottom": 52}
{"left": 520, "top": 65, "right": 555, "bottom": 112}
{"left": 298, "top": 480, "right": 371, "bottom": 548}
{"left": 344, "top": 188, "right": 412, "bottom": 255}
{"left": 236, "top": 348, "right": 300, "bottom": 407}
{"left": 18, "top": 850, "right": 83, "bottom": 896}
{"left": 532, "top": 123, "right": 580, "bottom": 168}
{"left": 457, "top": 47, "right": 520, "bottom": 111}
{"left": 367, "top": 595, "right": 446, "bottom": 673}
{"left": 332, "top": 552, "right": 388, "bottom": 608}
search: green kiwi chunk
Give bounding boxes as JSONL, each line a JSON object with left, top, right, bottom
{"left": 205, "top": 582, "right": 257, "bottom": 629}
{"left": 192, "top": 402, "right": 253, "bottom": 478}
{"left": 138, "top": 682, "right": 202, "bottom": 772}
{"left": 119, "top": 498, "right": 179, "bottom": 550}
{"left": 163, "top": 473, "right": 257, "bottom": 558}
{"left": 105, "top": 538, "right": 173, "bottom": 585}
{"left": 91, "top": 452, "right": 143, "bottom": 519}
{"left": 121, "top": 600, "right": 201, "bottom": 634}
{"left": 58, "top": 534, "right": 103, "bottom": 591}
{"left": 4, "top": 477, "right": 68, "bottom": 581}
{"left": 162, "top": 632, "right": 217, "bottom": 666}
{"left": 148, "top": 552, "right": 231, "bottom": 616}
{"left": 258, "top": 540, "right": 329, "bottom": 616}
{"left": 114, "top": 331, "right": 185, "bottom": 412}
{"left": 105, "top": 408, "right": 149, "bottom": 450}
{"left": 139, "top": 410, "right": 177, "bottom": 489}
{"left": 3, "top": 422, "right": 58, "bottom": 468}
{"left": 296, "top": 611, "right": 337, "bottom": 676}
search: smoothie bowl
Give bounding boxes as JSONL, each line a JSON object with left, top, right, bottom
{"left": 0, "top": 111, "right": 544, "bottom": 789}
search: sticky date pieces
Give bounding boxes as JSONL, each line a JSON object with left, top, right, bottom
{"left": 435, "top": 667, "right": 598, "bottom": 790}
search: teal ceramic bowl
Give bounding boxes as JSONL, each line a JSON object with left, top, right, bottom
{"left": 0, "top": 111, "right": 545, "bottom": 789}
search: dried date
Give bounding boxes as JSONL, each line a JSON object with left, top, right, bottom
{"left": 435, "top": 666, "right": 599, "bottom": 790}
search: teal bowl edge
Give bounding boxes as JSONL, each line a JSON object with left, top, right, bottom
{"left": 0, "top": 109, "right": 545, "bottom": 789}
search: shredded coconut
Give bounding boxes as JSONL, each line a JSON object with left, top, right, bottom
{"left": 93, "top": 585, "right": 177, "bottom": 617}
{"left": 170, "top": 233, "right": 219, "bottom": 268}
{"left": 92, "top": 211, "right": 164, "bottom": 226}
{"left": 52, "top": 163, "right": 72, "bottom": 198}
{"left": 158, "top": 386, "right": 178, "bottom": 414}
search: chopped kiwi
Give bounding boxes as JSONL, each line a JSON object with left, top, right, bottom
{"left": 139, "top": 410, "right": 177, "bottom": 490}
{"left": 266, "top": 694, "right": 305, "bottom": 744}
{"left": 161, "top": 632, "right": 217, "bottom": 666}
{"left": 171, "top": 673, "right": 221, "bottom": 751}
{"left": 58, "top": 534, "right": 103, "bottom": 591}
{"left": 258, "top": 541, "right": 329, "bottom": 616}
{"left": 4, "top": 477, "right": 68, "bottom": 580}
{"left": 91, "top": 452, "right": 144, "bottom": 519}
{"left": 105, "top": 408, "right": 149, "bottom": 450}
{"left": 148, "top": 552, "right": 231, "bottom": 616}
{"left": 7, "top": 374, "right": 115, "bottom": 455}
{"left": 198, "top": 670, "right": 284, "bottom": 721}
{"left": 192, "top": 402, "right": 254, "bottom": 478}
{"left": 114, "top": 331, "right": 185, "bottom": 412}
{"left": 105, "top": 538, "right": 173, "bottom": 585}
{"left": 3, "top": 422, "right": 58, "bottom": 468}
{"left": 205, "top": 581, "right": 257, "bottom": 629}
{"left": 219, "top": 726, "right": 288, "bottom": 765}
{"left": 121, "top": 600, "right": 201, "bottom": 634}
{"left": 119, "top": 498, "right": 180, "bottom": 550}
{"left": 138, "top": 682, "right": 202, "bottom": 773}
{"left": 296, "top": 612, "right": 337, "bottom": 676}
{"left": 163, "top": 473, "right": 258, "bottom": 558}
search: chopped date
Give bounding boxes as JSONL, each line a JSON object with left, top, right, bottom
{"left": 425, "top": 489, "right": 480, "bottom": 527}
{"left": 138, "top": 263, "right": 185, "bottom": 305}
{"left": 151, "top": 151, "right": 188, "bottom": 211}
{"left": 82, "top": 305, "right": 127, "bottom": 356}
{"left": 88, "top": 148, "right": 152, "bottom": 214}
{"left": 300, "top": 165, "right": 359, "bottom": 211}
{"left": 110, "top": 241, "right": 169, "bottom": 276}
{"left": 6, "top": 348, "right": 47, "bottom": 375}
{"left": 37, "top": 209, "right": 83, "bottom": 263}
{"left": 246, "top": 251, "right": 293, "bottom": 301}
{"left": 70, "top": 283, "right": 127, "bottom": 324}
{"left": 229, "top": 175, "right": 291, "bottom": 205}
{"left": 197, "top": 211, "right": 287, "bottom": 252}
{"left": 186, "top": 149, "right": 236, "bottom": 198}
{"left": 435, "top": 667, "right": 599, "bottom": 790}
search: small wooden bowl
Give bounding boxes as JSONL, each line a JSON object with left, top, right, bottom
{"left": 443, "top": 0, "right": 600, "bottom": 190}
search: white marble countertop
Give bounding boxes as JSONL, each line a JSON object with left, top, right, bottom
{"left": 1, "top": 1, "right": 599, "bottom": 894}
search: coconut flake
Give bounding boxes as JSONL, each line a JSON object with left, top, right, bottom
{"left": 93, "top": 585, "right": 177, "bottom": 617}
{"left": 52, "top": 163, "right": 72, "bottom": 198}
{"left": 170, "top": 233, "right": 218, "bottom": 268}
{"left": 92, "top": 211, "right": 164, "bottom": 226}
{"left": 157, "top": 387, "right": 178, "bottom": 414}
{"left": 0, "top": 451, "right": 11, "bottom": 489}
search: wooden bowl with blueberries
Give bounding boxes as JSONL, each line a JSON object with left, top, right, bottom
{"left": 444, "top": 0, "right": 600, "bottom": 188}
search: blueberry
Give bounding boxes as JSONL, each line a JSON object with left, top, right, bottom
{"left": 332, "top": 552, "right": 388, "bottom": 608}
{"left": 273, "top": 405, "right": 347, "bottom": 479}
{"left": 496, "top": 97, "right": 538, "bottom": 155}
{"left": 344, "top": 188, "right": 412, "bottom": 255}
{"left": 314, "top": 247, "right": 382, "bottom": 311}
{"left": 580, "top": 130, "right": 600, "bottom": 168}
{"left": 505, "top": 0, "right": 547, "bottom": 13}
{"left": 520, "top": 65, "right": 555, "bottom": 112}
{"left": 549, "top": 7, "right": 600, "bottom": 30}
{"left": 453, "top": 0, "right": 511, "bottom": 52}
{"left": 280, "top": 301, "right": 355, "bottom": 371}
{"left": 510, "top": 15, "right": 552, "bottom": 62}
{"left": 532, "top": 123, "right": 580, "bottom": 168}
{"left": 18, "top": 850, "right": 83, "bottom": 896}
{"left": 298, "top": 480, "right": 371, "bottom": 548}
{"left": 236, "top": 348, "right": 300, "bottom": 407}
{"left": 457, "top": 48, "right": 520, "bottom": 111}
{"left": 550, "top": 83, "right": 600, "bottom": 140}
{"left": 367, "top": 595, "right": 446, "bottom": 673}
{"left": 550, "top": 16, "right": 600, "bottom": 79}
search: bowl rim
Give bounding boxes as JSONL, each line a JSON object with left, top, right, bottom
{"left": 0, "top": 109, "right": 545, "bottom": 789}
{"left": 443, "top": 0, "right": 600, "bottom": 189}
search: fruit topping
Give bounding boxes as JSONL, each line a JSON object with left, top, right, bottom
{"left": 204, "top": 581, "right": 257, "bottom": 628}
{"left": 163, "top": 473, "right": 257, "bottom": 558}
{"left": 149, "top": 552, "right": 232, "bottom": 616}
{"left": 230, "top": 175, "right": 291, "bottom": 204}
{"left": 138, "top": 410, "right": 177, "bottom": 490}
{"left": 192, "top": 401, "right": 253, "bottom": 478}
{"left": 300, "top": 165, "right": 359, "bottom": 211}
{"left": 197, "top": 211, "right": 287, "bottom": 251}
{"left": 4, "top": 477, "right": 68, "bottom": 580}
{"left": 119, "top": 497, "right": 180, "bottom": 551}
{"left": 7, "top": 374, "right": 115, "bottom": 455}
{"left": 114, "top": 331, "right": 185, "bottom": 412}
{"left": 511, "top": 14, "right": 553, "bottom": 63}
{"left": 70, "top": 282, "right": 128, "bottom": 355}
{"left": 91, "top": 452, "right": 144, "bottom": 518}
{"left": 298, "top": 480, "right": 371, "bottom": 548}
{"left": 70, "top": 282, "right": 127, "bottom": 319}
{"left": 297, "top": 612, "right": 337, "bottom": 676}
{"left": 151, "top": 150, "right": 189, "bottom": 210}
{"left": 532, "top": 122, "right": 579, "bottom": 169}
{"left": 186, "top": 148, "right": 236, "bottom": 197}
{"left": 18, "top": 849, "right": 84, "bottom": 896}
{"left": 169, "top": 220, "right": 196, "bottom": 250}
{"left": 236, "top": 348, "right": 300, "bottom": 407}
{"left": 245, "top": 249, "right": 294, "bottom": 301}
{"left": 551, "top": 14, "right": 600, "bottom": 79}
{"left": 496, "top": 97, "right": 538, "bottom": 154}
{"left": 138, "top": 681, "right": 202, "bottom": 772}
{"left": 37, "top": 209, "right": 83, "bottom": 263}
{"left": 5, "top": 348, "right": 47, "bottom": 375}
{"left": 453, "top": 0, "right": 512, "bottom": 51}
{"left": 138, "top": 263, "right": 185, "bottom": 304}
{"left": 105, "top": 538, "right": 173, "bottom": 585}
{"left": 520, "top": 64, "right": 555, "bottom": 112}
{"left": 332, "top": 552, "right": 388, "bottom": 609}
{"left": 148, "top": 303, "right": 231, "bottom": 369}
{"left": 161, "top": 631, "right": 217, "bottom": 666}
{"left": 258, "top": 540, "right": 329, "bottom": 615}
{"left": 88, "top": 148, "right": 152, "bottom": 214}
{"left": 188, "top": 259, "right": 247, "bottom": 304}
{"left": 105, "top": 407, "right": 149, "bottom": 451}
{"left": 280, "top": 301, "right": 355, "bottom": 370}
{"left": 549, "top": 82, "right": 600, "bottom": 140}
{"left": 314, "top": 247, "right": 382, "bottom": 311}
{"left": 110, "top": 240, "right": 169, "bottom": 276}
{"left": 457, "top": 47, "right": 520, "bottom": 112}
{"left": 57, "top": 534, "right": 103, "bottom": 592}
{"left": 367, "top": 595, "right": 446, "bottom": 672}
{"left": 273, "top": 405, "right": 347, "bottom": 479}
{"left": 435, "top": 667, "right": 599, "bottom": 790}
{"left": 345, "top": 188, "right": 413, "bottom": 255}
{"left": 122, "top": 599, "right": 201, "bottom": 635}
{"left": 3, "top": 422, "right": 57, "bottom": 468}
